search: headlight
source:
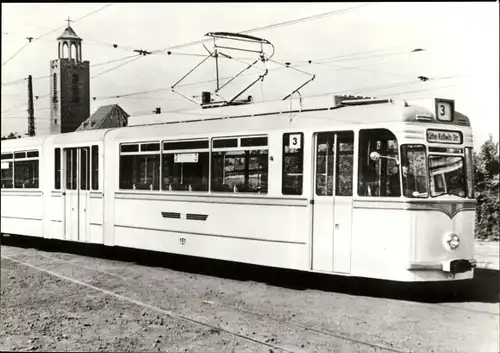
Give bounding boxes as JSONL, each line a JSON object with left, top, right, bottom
{"left": 445, "top": 233, "right": 460, "bottom": 250}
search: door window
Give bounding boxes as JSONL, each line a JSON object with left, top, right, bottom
{"left": 80, "top": 147, "right": 90, "bottom": 190}
{"left": 66, "top": 148, "right": 78, "bottom": 190}
{"left": 316, "top": 131, "right": 354, "bottom": 196}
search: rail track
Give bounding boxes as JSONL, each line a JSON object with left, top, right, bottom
{"left": 2, "top": 246, "right": 415, "bottom": 353}
{"left": 3, "top": 243, "right": 498, "bottom": 352}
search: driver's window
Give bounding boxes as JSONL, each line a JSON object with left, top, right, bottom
{"left": 358, "top": 129, "right": 400, "bottom": 197}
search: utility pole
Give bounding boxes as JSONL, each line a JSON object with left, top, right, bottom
{"left": 27, "top": 75, "right": 35, "bottom": 137}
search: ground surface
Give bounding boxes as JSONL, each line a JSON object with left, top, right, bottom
{"left": 475, "top": 240, "right": 500, "bottom": 270}
{"left": 1, "top": 236, "right": 498, "bottom": 353}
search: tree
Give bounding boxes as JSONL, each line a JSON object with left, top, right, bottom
{"left": 475, "top": 134, "right": 500, "bottom": 241}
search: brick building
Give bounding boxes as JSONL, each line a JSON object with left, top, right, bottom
{"left": 49, "top": 25, "right": 90, "bottom": 134}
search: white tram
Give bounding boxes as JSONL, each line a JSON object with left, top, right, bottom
{"left": 0, "top": 95, "right": 477, "bottom": 282}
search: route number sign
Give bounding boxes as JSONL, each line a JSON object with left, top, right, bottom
{"left": 435, "top": 98, "right": 454, "bottom": 122}
{"left": 289, "top": 134, "right": 301, "bottom": 149}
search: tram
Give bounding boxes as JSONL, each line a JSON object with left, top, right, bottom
{"left": 0, "top": 95, "right": 477, "bottom": 282}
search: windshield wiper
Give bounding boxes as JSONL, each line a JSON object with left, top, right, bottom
{"left": 432, "top": 190, "right": 465, "bottom": 197}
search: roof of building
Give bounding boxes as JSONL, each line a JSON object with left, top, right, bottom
{"left": 76, "top": 104, "right": 129, "bottom": 131}
{"left": 57, "top": 26, "right": 81, "bottom": 41}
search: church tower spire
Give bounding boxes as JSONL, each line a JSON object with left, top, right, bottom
{"left": 50, "top": 21, "right": 90, "bottom": 134}
{"left": 57, "top": 17, "right": 83, "bottom": 62}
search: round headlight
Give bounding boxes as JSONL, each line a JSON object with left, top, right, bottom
{"left": 446, "top": 233, "right": 460, "bottom": 250}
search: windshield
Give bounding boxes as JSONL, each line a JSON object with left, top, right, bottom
{"left": 401, "top": 145, "right": 428, "bottom": 198}
{"left": 428, "top": 155, "right": 466, "bottom": 197}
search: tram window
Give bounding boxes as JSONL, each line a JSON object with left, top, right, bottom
{"left": 66, "top": 148, "right": 78, "bottom": 190}
{"left": 55, "top": 148, "right": 61, "bottom": 189}
{"left": 211, "top": 136, "right": 268, "bottom": 193}
{"left": 316, "top": 132, "right": 334, "bottom": 196}
{"left": 429, "top": 155, "right": 466, "bottom": 198}
{"left": 119, "top": 143, "right": 160, "bottom": 191}
{"left": 141, "top": 143, "right": 160, "bottom": 152}
{"left": 162, "top": 152, "right": 209, "bottom": 191}
{"left": 401, "top": 145, "right": 428, "bottom": 198}
{"left": 1, "top": 154, "right": 13, "bottom": 189}
{"left": 282, "top": 133, "right": 304, "bottom": 195}
{"left": 211, "top": 150, "right": 268, "bottom": 193}
{"left": 14, "top": 152, "right": 26, "bottom": 159}
{"left": 465, "top": 147, "right": 474, "bottom": 198}
{"left": 336, "top": 131, "right": 354, "bottom": 196}
{"left": 91, "top": 145, "right": 98, "bottom": 190}
{"left": 80, "top": 147, "right": 90, "bottom": 190}
{"left": 14, "top": 159, "right": 39, "bottom": 188}
{"left": 164, "top": 140, "right": 208, "bottom": 151}
{"left": 358, "top": 129, "right": 400, "bottom": 197}
{"left": 120, "top": 144, "right": 139, "bottom": 153}
{"left": 27, "top": 151, "right": 39, "bottom": 158}
{"left": 241, "top": 137, "right": 268, "bottom": 147}
{"left": 213, "top": 138, "right": 238, "bottom": 149}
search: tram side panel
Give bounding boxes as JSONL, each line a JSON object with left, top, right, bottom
{"left": 43, "top": 142, "right": 64, "bottom": 240}
{"left": 112, "top": 194, "right": 310, "bottom": 270}
{"left": 350, "top": 204, "right": 415, "bottom": 282}
{"left": 87, "top": 143, "right": 104, "bottom": 244}
{"left": 1, "top": 190, "right": 44, "bottom": 238}
{"left": 102, "top": 129, "right": 310, "bottom": 271}
{"left": 1, "top": 141, "right": 45, "bottom": 238}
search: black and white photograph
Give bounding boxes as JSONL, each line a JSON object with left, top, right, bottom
{"left": 1, "top": 2, "right": 499, "bottom": 352}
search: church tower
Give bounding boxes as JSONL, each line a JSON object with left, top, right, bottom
{"left": 50, "top": 22, "right": 90, "bottom": 134}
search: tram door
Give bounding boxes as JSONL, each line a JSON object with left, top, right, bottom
{"left": 312, "top": 131, "right": 354, "bottom": 273}
{"left": 64, "top": 147, "right": 90, "bottom": 242}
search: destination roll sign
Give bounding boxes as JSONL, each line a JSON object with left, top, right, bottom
{"left": 426, "top": 129, "right": 463, "bottom": 144}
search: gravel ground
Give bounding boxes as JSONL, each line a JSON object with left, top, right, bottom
{"left": 475, "top": 241, "right": 500, "bottom": 270}
{"left": 1, "top": 236, "right": 498, "bottom": 352}
{"left": 0, "top": 257, "right": 267, "bottom": 352}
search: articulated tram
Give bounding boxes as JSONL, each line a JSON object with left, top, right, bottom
{"left": 0, "top": 95, "right": 477, "bottom": 282}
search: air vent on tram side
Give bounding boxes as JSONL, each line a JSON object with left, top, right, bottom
{"left": 455, "top": 115, "right": 469, "bottom": 126}
{"left": 186, "top": 213, "right": 209, "bottom": 221}
{"left": 454, "top": 111, "right": 470, "bottom": 126}
{"left": 161, "top": 212, "right": 181, "bottom": 219}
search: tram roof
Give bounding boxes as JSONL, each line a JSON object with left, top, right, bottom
{"left": 0, "top": 96, "right": 470, "bottom": 150}
{"left": 126, "top": 95, "right": 469, "bottom": 128}
{"left": 0, "top": 135, "right": 47, "bottom": 150}
{"left": 1, "top": 128, "right": 111, "bottom": 150}
{"left": 45, "top": 128, "right": 110, "bottom": 145}
{"left": 106, "top": 96, "right": 469, "bottom": 141}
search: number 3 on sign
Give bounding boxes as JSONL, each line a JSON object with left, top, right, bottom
{"left": 439, "top": 104, "right": 446, "bottom": 116}
{"left": 435, "top": 99, "right": 453, "bottom": 121}
{"left": 289, "top": 134, "right": 301, "bottom": 149}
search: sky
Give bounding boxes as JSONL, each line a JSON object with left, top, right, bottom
{"left": 1, "top": 2, "right": 499, "bottom": 148}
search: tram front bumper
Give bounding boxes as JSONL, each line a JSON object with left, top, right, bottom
{"left": 407, "top": 259, "right": 477, "bottom": 274}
